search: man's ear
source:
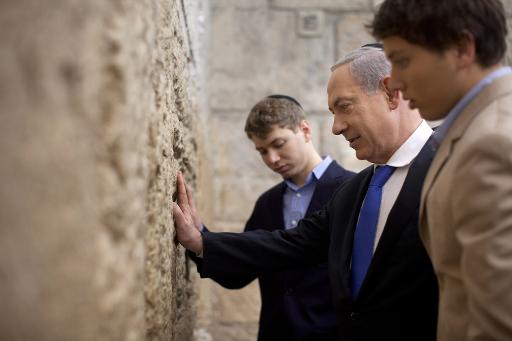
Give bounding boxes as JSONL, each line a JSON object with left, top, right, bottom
{"left": 381, "top": 77, "right": 399, "bottom": 110}
{"left": 454, "top": 31, "right": 476, "bottom": 69}
{"left": 299, "top": 120, "right": 312, "bottom": 142}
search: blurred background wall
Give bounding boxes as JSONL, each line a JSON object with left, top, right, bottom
{"left": 1, "top": 1, "right": 512, "bottom": 341}
{"left": 199, "top": 0, "right": 512, "bottom": 340}
{"left": 202, "top": 1, "right": 381, "bottom": 340}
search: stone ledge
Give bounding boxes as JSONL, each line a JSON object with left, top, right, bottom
{"left": 270, "top": 0, "right": 371, "bottom": 11}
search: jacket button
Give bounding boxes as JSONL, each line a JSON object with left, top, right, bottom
{"left": 350, "top": 312, "right": 358, "bottom": 320}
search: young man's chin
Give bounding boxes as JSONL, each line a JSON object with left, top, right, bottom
{"left": 418, "top": 108, "right": 444, "bottom": 121}
{"left": 280, "top": 169, "right": 298, "bottom": 181}
{"left": 275, "top": 165, "right": 291, "bottom": 175}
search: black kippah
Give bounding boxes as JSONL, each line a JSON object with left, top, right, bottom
{"left": 266, "top": 94, "right": 303, "bottom": 109}
{"left": 361, "top": 43, "right": 383, "bottom": 49}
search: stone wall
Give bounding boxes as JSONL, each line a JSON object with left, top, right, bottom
{"left": 203, "top": 0, "right": 512, "bottom": 340}
{"left": 0, "top": 1, "right": 209, "bottom": 340}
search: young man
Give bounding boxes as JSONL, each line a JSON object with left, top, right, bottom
{"left": 174, "top": 46, "right": 438, "bottom": 340}
{"left": 199, "top": 95, "right": 354, "bottom": 341}
{"left": 371, "top": 1, "right": 512, "bottom": 340}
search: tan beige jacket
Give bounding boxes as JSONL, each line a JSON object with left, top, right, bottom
{"left": 420, "top": 73, "right": 512, "bottom": 341}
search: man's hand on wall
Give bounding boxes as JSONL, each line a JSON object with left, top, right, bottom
{"left": 172, "top": 171, "right": 203, "bottom": 254}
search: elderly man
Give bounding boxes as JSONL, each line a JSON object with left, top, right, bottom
{"left": 173, "top": 46, "right": 438, "bottom": 341}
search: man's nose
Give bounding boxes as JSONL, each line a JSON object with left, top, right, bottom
{"left": 267, "top": 150, "right": 280, "bottom": 163}
{"left": 332, "top": 116, "right": 347, "bottom": 135}
{"left": 388, "top": 72, "right": 404, "bottom": 92}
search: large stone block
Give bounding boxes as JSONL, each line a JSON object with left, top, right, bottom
{"left": 209, "top": 322, "right": 259, "bottom": 341}
{"left": 0, "top": 1, "right": 205, "bottom": 340}
{"left": 212, "top": 0, "right": 268, "bottom": 9}
{"left": 372, "top": 0, "right": 385, "bottom": 9}
{"left": 301, "top": 112, "right": 329, "bottom": 157}
{"left": 335, "top": 12, "right": 375, "bottom": 61}
{"left": 208, "top": 6, "right": 337, "bottom": 112}
{"left": 214, "top": 280, "right": 261, "bottom": 323}
{"left": 209, "top": 112, "right": 268, "bottom": 178}
{"left": 506, "top": 17, "right": 512, "bottom": 65}
{"left": 213, "top": 176, "right": 279, "bottom": 226}
{"left": 270, "top": 0, "right": 371, "bottom": 11}
{"left": 501, "top": 0, "right": 512, "bottom": 15}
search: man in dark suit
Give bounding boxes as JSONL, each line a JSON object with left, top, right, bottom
{"left": 174, "top": 45, "right": 439, "bottom": 340}
{"left": 199, "top": 95, "right": 354, "bottom": 341}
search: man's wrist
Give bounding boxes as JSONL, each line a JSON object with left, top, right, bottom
{"left": 193, "top": 231, "right": 204, "bottom": 256}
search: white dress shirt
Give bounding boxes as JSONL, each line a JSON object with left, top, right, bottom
{"left": 371, "top": 120, "right": 432, "bottom": 252}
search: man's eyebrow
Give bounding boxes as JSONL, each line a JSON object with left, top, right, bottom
{"left": 255, "top": 137, "right": 282, "bottom": 150}
{"left": 330, "top": 98, "right": 340, "bottom": 111}
{"left": 387, "top": 50, "right": 399, "bottom": 60}
{"left": 331, "top": 96, "right": 354, "bottom": 109}
{"left": 269, "top": 137, "right": 284, "bottom": 144}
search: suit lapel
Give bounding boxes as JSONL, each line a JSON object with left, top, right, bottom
{"left": 305, "top": 161, "right": 341, "bottom": 216}
{"left": 420, "top": 73, "right": 512, "bottom": 227}
{"left": 266, "top": 182, "right": 286, "bottom": 230}
{"left": 269, "top": 161, "right": 343, "bottom": 230}
{"left": 418, "top": 136, "right": 451, "bottom": 231}
{"left": 268, "top": 161, "right": 343, "bottom": 229}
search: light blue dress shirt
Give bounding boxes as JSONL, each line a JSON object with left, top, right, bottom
{"left": 282, "top": 156, "right": 333, "bottom": 229}
{"left": 433, "top": 66, "right": 512, "bottom": 146}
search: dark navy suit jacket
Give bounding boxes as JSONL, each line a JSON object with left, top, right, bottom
{"left": 195, "top": 142, "right": 439, "bottom": 341}
{"left": 193, "top": 161, "right": 354, "bottom": 341}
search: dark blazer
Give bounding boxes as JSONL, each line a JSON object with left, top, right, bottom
{"left": 196, "top": 142, "right": 439, "bottom": 341}
{"left": 196, "top": 161, "right": 354, "bottom": 341}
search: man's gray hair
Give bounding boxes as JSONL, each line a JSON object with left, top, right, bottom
{"left": 331, "top": 46, "right": 391, "bottom": 94}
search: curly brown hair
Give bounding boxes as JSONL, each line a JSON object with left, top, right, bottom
{"left": 245, "top": 95, "right": 305, "bottom": 139}
{"left": 370, "top": 0, "right": 507, "bottom": 67}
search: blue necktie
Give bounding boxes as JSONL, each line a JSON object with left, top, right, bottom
{"left": 351, "top": 165, "right": 396, "bottom": 299}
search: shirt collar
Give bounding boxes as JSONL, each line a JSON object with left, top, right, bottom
{"left": 285, "top": 155, "right": 333, "bottom": 190}
{"left": 380, "top": 120, "right": 433, "bottom": 168}
{"left": 434, "top": 66, "right": 512, "bottom": 144}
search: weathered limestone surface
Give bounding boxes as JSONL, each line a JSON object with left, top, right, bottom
{"left": 270, "top": 0, "right": 371, "bottom": 11}
{"left": 0, "top": 0, "right": 208, "bottom": 340}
